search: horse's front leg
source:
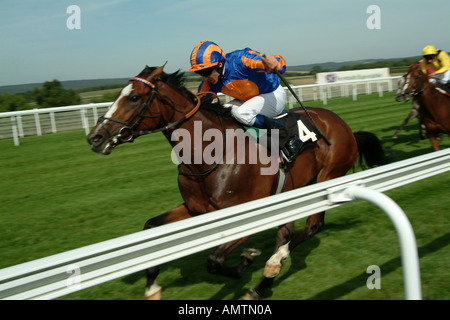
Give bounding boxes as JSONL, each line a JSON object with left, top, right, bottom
{"left": 143, "top": 203, "right": 193, "bottom": 300}
{"left": 393, "top": 107, "right": 419, "bottom": 139}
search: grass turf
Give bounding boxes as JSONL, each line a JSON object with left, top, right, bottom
{"left": 0, "top": 92, "right": 448, "bottom": 300}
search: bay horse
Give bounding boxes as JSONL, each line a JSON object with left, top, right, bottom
{"left": 87, "top": 64, "right": 390, "bottom": 299}
{"left": 393, "top": 63, "right": 423, "bottom": 139}
{"left": 404, "top": 66, "right": 450, "bottom": 151}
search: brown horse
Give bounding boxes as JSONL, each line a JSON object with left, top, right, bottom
{"left": 405, "top": 66, "right": 450, "bottom": 151}
{"left": 87, "top": 65, "right": 390, "bottom": 299}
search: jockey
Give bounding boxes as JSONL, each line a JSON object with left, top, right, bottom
{"left": 188, "top": 40, "right": 303, "bottom": 163}
{"left": 421, "top": 45, "right": 450, "bottom": 87}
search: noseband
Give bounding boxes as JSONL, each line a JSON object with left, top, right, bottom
{"left": 95, "top": 76, "right": 201, "bottom": 146}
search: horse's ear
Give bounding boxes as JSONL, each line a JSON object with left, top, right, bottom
{"left": 146, "top": 62, "right": 168, "bottom": 83}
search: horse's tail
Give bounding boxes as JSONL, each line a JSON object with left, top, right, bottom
{"left": 353, "top": 131, "right": 393, "bottom": 169}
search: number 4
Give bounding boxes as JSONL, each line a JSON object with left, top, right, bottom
{"left": 297, "top": 120, "right": 318, "bottom": 142}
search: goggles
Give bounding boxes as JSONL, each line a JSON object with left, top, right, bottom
{"left": 195, "top": 67, "right": 216, "bottom": 77}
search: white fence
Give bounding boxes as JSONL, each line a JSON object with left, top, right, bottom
{"left": 0, "top": 76, "right": 401, "bottom": 145}
{"left": 1, "top": 148, "right": 448, "bottom": 300}
{"left": 288, "top": 76, "right": 399, "bottom": 106}
{"left": 0, "top": 103, "right": 111, "bottom": 145}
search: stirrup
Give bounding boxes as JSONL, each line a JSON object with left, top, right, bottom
{"left": 281, "top": 137, "right": 303, "bottom": 163}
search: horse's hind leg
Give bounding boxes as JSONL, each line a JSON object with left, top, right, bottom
{"left": 263, "top": 215, "right": 322, "bottom": 279}
{"left": 242, "top": 215, "right": 322, "bottom": 300}
{"left": 208, "top": 210, "right": 294, "bottom": 280}
{"left": 429, "top": 134, "right": 441, "bottom": 151}
{"left": 251, "top": 222, "right": 294, "bottom": 279}
{"left": 143, "top": 203, "right": 193, "bottom": 300}
{"left": 247, "top": 155, "right": 354, "bottom": 299}
{"left": 207, "top": 236, "right": 261, "bottom": 278}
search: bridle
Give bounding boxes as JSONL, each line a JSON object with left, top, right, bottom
{"left": 94, "top": 76, "right": 201, "bottom": 147}
{"left": 410, "top": 72, "right": 430, "bottom": 97}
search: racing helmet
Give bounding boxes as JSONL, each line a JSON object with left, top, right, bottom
{"left": 423, "top": 45, "right": 438, "bottom": 56}
{"left": 188, "top": 41, "right": 226, "bottom": 72}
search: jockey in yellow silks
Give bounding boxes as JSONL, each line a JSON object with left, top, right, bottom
{"left": 421, "top": 45, "right": 450, "bottom": 85}
{"left": 187, "top": 40, "right": 302, "bottom": 163}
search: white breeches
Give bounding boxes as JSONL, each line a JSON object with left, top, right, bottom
{"left": 430, "top": 69, "right": 450, "bottom": 84}
{"left": 223, "top": 85, "right": 287, "bottom": 126}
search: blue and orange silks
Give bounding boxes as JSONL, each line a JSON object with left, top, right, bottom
{"left": 198, "top": 48, "right": 286, "bottom": 101}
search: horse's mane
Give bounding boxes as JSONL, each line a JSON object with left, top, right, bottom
{"left": 199, "top": 100, "right": 233, "bottom": 119}
{"left": 137, "top": 66, "right": 233, "bottom": 119}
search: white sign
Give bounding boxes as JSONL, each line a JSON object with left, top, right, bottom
{"left": 316, "top": 68, "right": 390, "bottom": 84}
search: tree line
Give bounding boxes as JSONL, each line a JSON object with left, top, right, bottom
{"left": 0, "top": 79, "right": 81, "bottom": 112}
{"left": 308, "top": 56, "right": 422, "bottom": 75}
{"left": 1, "top": 55, "right": 436, "bottom": 113}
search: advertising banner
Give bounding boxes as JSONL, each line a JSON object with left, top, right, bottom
{"left": 316, "top": 68, "right": 390, "bottom": 83}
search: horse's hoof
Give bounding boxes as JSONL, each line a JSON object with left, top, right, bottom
{"left": 263, "top": 264, "right": 281, "bottom": 278}
{"left": 242, "top": 289, "right": 261, "bottom": 300}
{"left": 145, "top": 284, "right": 162, "bottom": 300}
{"left": 241, "top": 248, "right": 261, "bottom": 261}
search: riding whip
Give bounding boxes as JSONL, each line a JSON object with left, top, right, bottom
{"left": 264, "top": 55, "right": 331, "bottom": 146}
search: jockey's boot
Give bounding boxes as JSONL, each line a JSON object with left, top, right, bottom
{"left": 282, "top": 136, "right": 304, "bottom": 163}
{"left": 254, "top": 115, "right": 303, "bottom": 163}
{"left": 444, "top": 82, "right": 450, "bottom": 95}
{"left": 436, "top": 81, "right": 450, "bottom": 95}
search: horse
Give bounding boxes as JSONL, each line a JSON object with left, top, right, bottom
{"left": 87, "top": 64, "right": 391, "bottom": 299}
{"left": 404, "top": 66, "right": 450, "bottom": 151}
{"left": 393, "top": 63, "right": 423, "bottom": 139}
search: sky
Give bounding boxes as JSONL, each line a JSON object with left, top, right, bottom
{"left": 0, "top": 0, "right": 449, "bottom": 86}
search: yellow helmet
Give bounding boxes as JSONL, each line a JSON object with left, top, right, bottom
{"left": 423, "top": 45, "right": 438, "bottom": 56}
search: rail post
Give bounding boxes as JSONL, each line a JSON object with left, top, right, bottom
{"left": 328, "top": 184, "right": 422, "bottom": 300}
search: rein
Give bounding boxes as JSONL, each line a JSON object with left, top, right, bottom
{"left": 175, "top": 91, "right": 225, "bottom": 177}
{"left": 130, "top": 77, "right": 202, "bottom": 136}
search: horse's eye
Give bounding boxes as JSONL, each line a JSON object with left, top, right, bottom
{"left": 129, "top": 95, "right": 141, "bottom": 103}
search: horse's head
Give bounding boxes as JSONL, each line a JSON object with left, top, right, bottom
{"left": 87, "top": 65, "right": 165, "bottom": 154}
{"left": 404, "top": 64, "right": 429, "bottom": 98}
{"left": 396, "top": 63, "right": 422, "bottom": 102}
{"left": 87, "top": 64, "right": 198, "bottom": 155}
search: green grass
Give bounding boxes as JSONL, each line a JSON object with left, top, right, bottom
{"left": 0, "top": 92, "right": 448, "bottom": 300}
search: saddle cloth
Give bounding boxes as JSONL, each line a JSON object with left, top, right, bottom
{"left": 244, "top": 111, "right": 322, "bottom": 150}
{"left": 243, "top": 112, "right": 322, "bottom": 195}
